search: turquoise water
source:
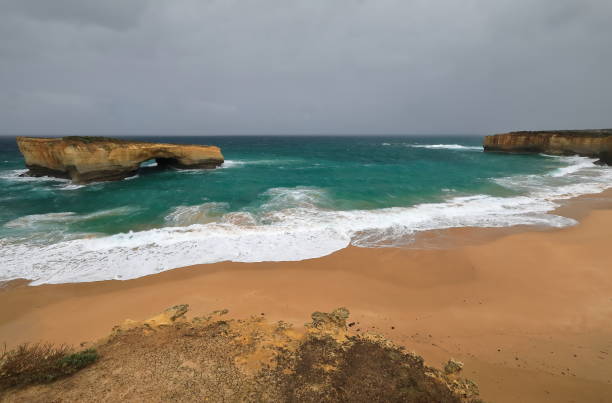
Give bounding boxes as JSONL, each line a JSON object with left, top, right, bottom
{"left": 1, "top": 135, "right": 611, "bottom": 284}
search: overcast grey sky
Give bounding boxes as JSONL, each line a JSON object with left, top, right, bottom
{"left": 0, "top": 0, "right": 611, "bottom": 135}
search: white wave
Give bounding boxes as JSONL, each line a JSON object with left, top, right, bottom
{"left": 221, "top": 160, "right": 243, "bottom": 168}
{"left": 495, "top": 156, "right": 612, "bottom": 198}
{"left": 164, "top": 202, "right": 229, "bottom": 226}
{"left": 221, "top": 211, "right": 258, "bottom": 226}
{"left": 0, "top": 169, "right": 70, "bottom": 183}
{"left": 84, "top": 206, "right": 140, "bottom": 219}
{"left": 221, "top": 159, "right": 300, "bottom": 169}
{"left": 4, "top": 212, "right": 78, "bottom": 229}
{"left": 3, "top": 207, "right": 138, "bottom": 229}
{"left": 381, "top": 143, "right": 391, "bottom": 146}
{"left": 409, "top": 144, "right": 483, "bottom": 151}
{"left": 260, "top": 186, "right": 330, "bottom": 211}
{"left": 2, "top": 155, "right": 612, "bottom": 285}
{"left": 0, "top": 222, "right": 351, "bottom": 284}
{"left": 549, "top": 156, "right": 597, "bottom": 177}
{"left": 59, "top": 184, "right": 86, "bottom": 190}
{"left": 0, "top": 169, "right": 141, "bottom": 187}
{"left": 0, "top": 189, "right": 578, "bottom": 285}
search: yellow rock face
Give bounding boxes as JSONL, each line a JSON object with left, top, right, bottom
{"left": 16, "top": 136, "right": 224, "bottom": 183}
{"left": 483, "top": 130, "right": 612, "bottom": 164}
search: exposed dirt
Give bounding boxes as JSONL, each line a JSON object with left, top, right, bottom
{"left": 1, "top": 306, "right": 481, "bottom": 403}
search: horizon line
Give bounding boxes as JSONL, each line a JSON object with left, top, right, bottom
{"left": 0, "top": 133, "right": 489, "bottom": 137}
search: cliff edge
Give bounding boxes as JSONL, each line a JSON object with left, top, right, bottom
{"left": 483, "top": 129, "right": 612, "bottom": 165}
{"left": 1, "top": 306, "right": 482, "bottom": 402}
{"left": 16, "top": 136, "right": 224, "bottom": 183}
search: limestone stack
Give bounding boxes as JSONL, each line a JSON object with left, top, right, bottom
{"left": 16, "top": 136, "right": 224, "bottom": 183}
{"left": 483, "top": 130, "right": 612, "bottom": 165}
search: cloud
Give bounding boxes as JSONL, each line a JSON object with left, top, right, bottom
{"left": 1, "top": 0, "right": 151, "bottom": 30}
{"left": 0, "top": 0, "right": 610, "bottom": 135}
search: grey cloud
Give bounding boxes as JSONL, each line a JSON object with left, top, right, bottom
{"left": 0, "top": 0, "right": 610, "bottom": 135}
{"left": 1, "top": 0, "right": 150, "bottom": 30}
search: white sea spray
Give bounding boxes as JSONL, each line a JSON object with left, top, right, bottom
{"left": 1, "top": 155, "right": 611, "bottom": 285}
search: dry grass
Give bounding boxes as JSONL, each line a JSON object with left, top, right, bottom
{"left": 0, "top": 343, "right": 98, "bottom": 391}
{"left": 62, "top": 136, "right": 126, "bottom": 144}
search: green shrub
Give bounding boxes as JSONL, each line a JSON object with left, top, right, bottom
{"left": 58, "top": 349, "right": 99, "bottom": 373}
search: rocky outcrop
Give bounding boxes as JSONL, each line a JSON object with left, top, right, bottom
{"left": 483, "top": 129, "right": 612, "bottom": 165}
{"left": 3, "top": 306, "right": 481, "bottom": 402}
{"left": 16, "top": 136, "right": 224, "bottom": 183}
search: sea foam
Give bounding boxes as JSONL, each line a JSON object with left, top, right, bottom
{"left": 221, "top": 159, "right": 302, "bottom": 169}
{"left": 165, "top": 202, "right": 230, "bottom": 226}
{"left": 1, "top": 156, "right": 610, "bottom": 285}
{"left": 0, "top": 169, "right": 70, "bottom": 183}
{"left": 3, "top": 207, "right": 139, "bottom": 230}
{"left": 409, "top": 144, "right": 483, "bottom": 151}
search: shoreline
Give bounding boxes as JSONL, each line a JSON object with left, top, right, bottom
{"left": 1, "top": 189, "right": 612, "bottom": 402}
{"left": 4, "top": 151, "right": 611, "bottom": 286}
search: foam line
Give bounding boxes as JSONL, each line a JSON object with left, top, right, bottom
{"left": 1, "top": 156, "right": 610, "bottom": 285}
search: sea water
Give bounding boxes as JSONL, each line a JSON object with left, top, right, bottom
{"left": 1, "top": 135, "right": 611, "bottom": 285}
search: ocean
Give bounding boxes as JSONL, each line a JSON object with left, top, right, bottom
{"left": 1, "top": 135, "right": 611, "bottom": 285}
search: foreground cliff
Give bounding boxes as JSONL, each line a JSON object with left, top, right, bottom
{"left": 483, "top": 129, "right": 612, "bottom": 165}
{"left": 1, "top": 306, "right": 482, "bottom": 402}
{"left": 16, "top": 136, "right": 224, "bottom": 183}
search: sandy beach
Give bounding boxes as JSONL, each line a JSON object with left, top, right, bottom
{"left": 3, "top": 0, "right": 612, "bottom": 400}
{"left": 2, "top": 191, "right": 612, "bottom": 402}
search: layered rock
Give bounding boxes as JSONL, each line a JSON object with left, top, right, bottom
{"left": 483, "top": 129, "right": 612, "bottom": 165}
{"left": 16, "top": 136, "right": 224, "bottom": 183}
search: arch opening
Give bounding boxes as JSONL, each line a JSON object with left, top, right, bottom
{"left": 135, "top": 158, "right": 165, "bottom": 177}
{"left": 140, "top": 158, "right": 158, "bottom": 168}
{"left": 155, "top": 157, "right": 183, "bottom": 169}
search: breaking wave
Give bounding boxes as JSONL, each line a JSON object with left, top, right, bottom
{"left": 409, "top": 144, "right": 483, "bottom": 151}
{"left": 222, "top": 159, "right": 301, "bottom": 169}
{"left": 1, "top": 156, "right": 611, "bottom": 285}
{"left": 548, "top": 156, "right": 598, "bottom": 177}
{"left": 165, "top": 202, "right": 230, "bottom": 226}
{"left": 3, "top": 207, "right": 139, "bottom": 230}
{"left": 0, "top": 169, "right": 70, "bottom": 183}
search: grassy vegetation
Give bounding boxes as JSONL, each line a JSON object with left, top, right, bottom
{"left": 62, "top": 136, "right": 127, "bottom": 144}
{"left": 0, "top": 343, "right": 99, "bottom": 391}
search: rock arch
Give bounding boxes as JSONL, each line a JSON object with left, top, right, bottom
{"left": 17, "top": 136, "right": 224, "bottom": 184}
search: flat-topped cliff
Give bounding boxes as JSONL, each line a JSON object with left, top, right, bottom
{"left": 16, "top": 136, "right": 224, "bottom": 183}
{"left": 1, "top": 306, "right": 480, "bottom": 402}
{"left": 483, "top": 129, "right": 612, "bottom": 165}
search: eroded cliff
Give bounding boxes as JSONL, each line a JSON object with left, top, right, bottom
{"left": 483, "top": 129, "right": 612, "bottom": 165}
{"left": 16, "top": 136, "right": 224, "bottom": 183}
{"left": 1, "top": 306, "right": 481, "bottom": 402}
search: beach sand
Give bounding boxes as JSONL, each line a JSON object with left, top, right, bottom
{"left": 1, "top": 191, "right": 612, "bottom": 402}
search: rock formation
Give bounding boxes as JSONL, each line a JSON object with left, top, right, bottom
{"left": 16, "top": 136, "right": 224, "bottom": 184}
{"left": 483, "top": 129, "right": 612, "bottom": 165}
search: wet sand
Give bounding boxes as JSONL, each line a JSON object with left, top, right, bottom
{"left": 1, "top": 191, "right": 612, "bottom": 402}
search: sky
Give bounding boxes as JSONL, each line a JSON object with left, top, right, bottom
{"left": 0, "top": 0, "right": 611, "bottom": 136}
